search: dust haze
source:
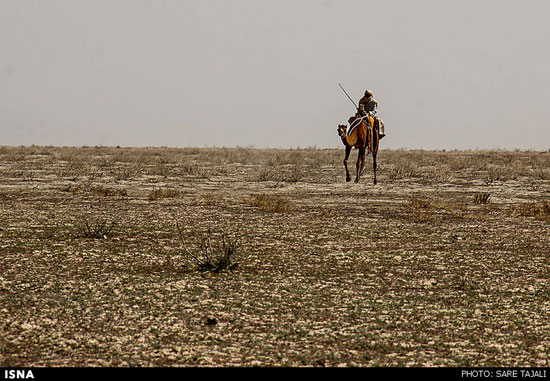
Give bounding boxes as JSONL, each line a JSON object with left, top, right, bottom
{"left": 1, "top": 0, "right": 549, "bottom": 150}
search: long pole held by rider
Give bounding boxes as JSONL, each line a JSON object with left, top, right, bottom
{"left": 338, "top": 83, "right": 359, "bottom": 110}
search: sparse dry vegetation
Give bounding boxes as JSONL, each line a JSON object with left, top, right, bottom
{"left": 473, "top": 192, "right": 491, "bottom": 204}
{"left": 76, "top": 218, "right": 116, "bottom": 239}
{"left": 148, "top": 188, "right": 180, "bottom": 201}
{"left": 247, "top": 193, "right": 293, "bottom": 213}
{"left": 177, "top": 228, "right": 239, "bottom": 273}
{"left": 404, "top": 196, "right": 434, "bottom": 223}
{"left": 512, "top": 201, "right": 550, "bottom": 221}
{"left": 1, "top": 146, "right": 549, "bottom": 367}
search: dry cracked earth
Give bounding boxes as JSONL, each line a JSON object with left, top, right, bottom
{"left": 1, "top": 146, "right": 549, "bottom": 367}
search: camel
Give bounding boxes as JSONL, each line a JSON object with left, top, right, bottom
{"left": 337, "top": 114, "right": 381, "bottom": 184}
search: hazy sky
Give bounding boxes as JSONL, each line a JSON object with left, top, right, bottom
{"left": 1, "top": 0, "right": 549, "bottom": 150}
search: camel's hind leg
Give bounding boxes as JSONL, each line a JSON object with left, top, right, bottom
{"left": 372, "top": 130, "right": 380, "bottom": 184}
{"left": 355, "top": 147, "right": 366, "bottom": 183}
{"left": 343, "top": 146, "right": 352, "bottom": 182}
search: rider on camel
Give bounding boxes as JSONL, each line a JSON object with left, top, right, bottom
{"left": 358, "top": 89, "right": 378, "bottom": 117}
{"left": 358, "top": 89, "right": 385, "bottom": 138}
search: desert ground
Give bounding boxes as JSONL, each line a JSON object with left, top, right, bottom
{"left": 0, "top": 145, "right": 549, "bottom": 367}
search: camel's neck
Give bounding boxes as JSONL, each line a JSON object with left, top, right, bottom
{"left": 341, "top": 135, "right": 355, "bottom": 147}
{"left": 341, "top": 129, "right": 358, "bottom": 147}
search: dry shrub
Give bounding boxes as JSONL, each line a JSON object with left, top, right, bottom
{"left": 405, "top": 196, "right": 432, "bottom": 210}
{"left": 412, "top": 197, "right": 469, "bottom": 220}
{"left": 283, "top": 164, "right": 304, "bottom": 183}
{"left": 180, "top": 163, "right": 200, "bottom": 175}
{"left": 256, "top": 166, "right": 277, "bottom": 182}
{"left": 56, "top": 160, "right": 88, "bottom": 179}
{"left": 176, "top": 225, "right": 239, "bottom": 273}
{"left": 473, "top": 192, "right": 491, "bottom": 204}
{"left": 248, "top": 193, "right": 292, "bottom": 212}
{"left": 179, "top": 163, "right": 210, "bottom": 179}
{"left": 446, "top": 206, "right": 467, "bottom": 219}
{"left": 404, "top": 196, "right": 433, "bottom": 223}
{"left": 386, "top": 160, "right": 418, "bottom": 181}
{"left": 423, "top": 166, "right": 452, "bottom": 183}
{"left": 113, "top": 163, "right": 143, "bottom": 181}
{"left": 148, "top": 188, "right": 180, "bottom": 201}
{"left": 76, "top": 218, "right": 116, "bottom": 239}
{"left": 202, "top": 193, "right": 223, "bottom": 206}
{"left": 92, "top": 185, "right": 127, "bottom": 197}
{"left": 256, "top": 162, "right": 304, "bottom": 183}
{"left": 432, "top": 200, "right": 467, "bottom": 219}
{"left": 317, "top": 206, "right": 332, "bottom": 218}
{"left": 447, "top": 155, "right": 477, "bottom": 172}
{"left": 532, "top": 168, "right": 550, "bottom": 180}
{"left": 412, "top": 210, "right": 433, "bottom": 223}
{"left": 512, "top": 201, "right": 550, "bottom": 221}
{"left": 484, "top": 164, "right": 520, "bottom": 183}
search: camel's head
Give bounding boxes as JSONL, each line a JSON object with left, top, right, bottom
{"left": 337, "top": 124, "right": 347, "bottom": 138}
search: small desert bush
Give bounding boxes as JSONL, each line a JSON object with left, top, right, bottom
{"left": 247, "top": 193, "right": 292, "bottom": 212}
{"left": 283, "top": 164, "right": 304, "bottom": 183}
{"left": 256, "top": 164, "right": 304, "bottom": 183}
{"left": 201, "top": 193, "right": 222, "bottom": 206}
{"left": 385, "top": 160, "right": 418, "bottom": 181}
{"left": 484, "top": 164, "right": 520, "bottom": 183}
{"left": 179, "top": 163, "right": 210, "bottom": 179}
{"left": 404, "top": 196, "right": 434, "bottom": 222}
{"left": 473, "top": 192, "right": 491, "bottom": 204}
{"left": 91, "top": 185, "right": 128, "bottom": 197}
{"left": 177, "top": 225, "right": 239, "bottom": 273}
{"left": 148, "top": 188, "right": 180, "bottom": 201}
{"left": 256, "top": 166, "right": 277, "bottom": 182}
{"left": 447, "top": 155, "right": 477, "bottom": 172}
{"left": 532, "top": 168, "right": 550, "bottom": 180}
{"left": 512, "top": 201, "right": 550, "bottom": 221}
{"left": 56, "top": 160, "right": 88, "bottom": 179}
{"left": 76, "top": 218, "right": 116, "bottom": 239}
{"left": 113, "top": 163, "right": 143, "bottom": 181}
{"left": 405, "top": 196, "right": 432, "bottom": 210}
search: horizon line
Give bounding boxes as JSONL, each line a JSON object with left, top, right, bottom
{"left": 1, "top": 144, "right": 549, "bottom": 153}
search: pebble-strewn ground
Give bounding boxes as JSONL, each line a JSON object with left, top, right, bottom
{"left": 1, "top": 146, "right": 549, "bottom": 366}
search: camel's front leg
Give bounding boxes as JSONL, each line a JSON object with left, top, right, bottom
{"left": 355, "top": 147, "right": 366, "bottom": 183}
{"left": 343, "top": 146, "right": 352, "bottom": 182}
